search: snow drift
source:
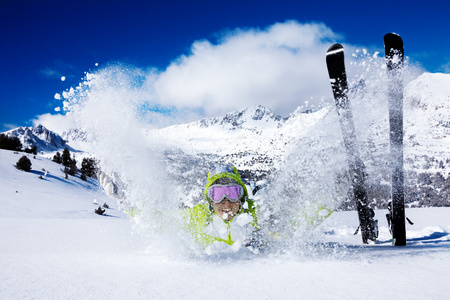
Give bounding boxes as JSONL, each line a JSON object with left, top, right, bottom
{"left": 1, "top": 149, "right": 449, "bottom": 299}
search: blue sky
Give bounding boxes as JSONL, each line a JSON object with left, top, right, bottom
{"left": 1, "top": 0, "right": 449, "bottom": 132}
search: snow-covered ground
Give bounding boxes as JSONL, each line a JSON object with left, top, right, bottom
{"left": 1, "top": 149, "right": 449, "bottom": 299}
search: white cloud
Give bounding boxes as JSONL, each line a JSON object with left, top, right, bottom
{"left": 153, "top": 21, "right": 340, "bottom": 117}
{"left": 1, "top": 123, "right": 20, "bottom": 132}
{"left": 31, "top": 113, "right": 75, "bottom": 135}
{"left": 40, "top": 60, "right": 77, "bottom": 80}
{"left": 441, "top": 61, "right": 450, "bottom": 73}
{"left": 40, "top": 67, "right": 63, "bottom": 79}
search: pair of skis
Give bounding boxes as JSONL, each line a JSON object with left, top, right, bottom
{"left": 326, "top": 33, "right": 406, "bottom": 245}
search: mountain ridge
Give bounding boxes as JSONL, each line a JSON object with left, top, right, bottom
{"left": 5, "top": 124, "right": 76, "bottom": 153}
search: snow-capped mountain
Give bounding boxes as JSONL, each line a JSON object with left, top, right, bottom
{"left": 154, "top": 104, "right": 328, "bottom": 172}
{"left": 195, "top": 105, "right": 285, "bottom": 130}
{"left": 9, "top": 73, "right": 447, "bottom": 179}
{"left": 3, "top": 73, "right": 449, "bottom": 208}
{"left": 61, "top": 128, "right": 89, "bottom": 143}
{"left": 59, "top": 128, "right": 92, "bottom": 152}
{"left": 404, "top": 72, "right": 450, "bottom": 174}
{"left": 152, "top": 72, "right": 450, "bottom": 208}
{"left": 153, "top": 73, "right": 449, "bottom": 176}
{"left": 4, "top": 124, "right": 74, "bottom": 153}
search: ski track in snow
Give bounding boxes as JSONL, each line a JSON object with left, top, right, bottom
{"left": 1, "top": 149, "right": 450, "bottom": 299}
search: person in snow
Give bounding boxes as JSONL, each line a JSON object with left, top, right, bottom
{"left": 99, "top": 165, "right": 262, "bottom": 253}
{"left": 182, "top": 165, "right": 261, "bottom": 253}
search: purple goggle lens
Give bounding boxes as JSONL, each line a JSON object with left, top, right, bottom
{"left": 207, "top": 184, "right": 244, "bottom": 203}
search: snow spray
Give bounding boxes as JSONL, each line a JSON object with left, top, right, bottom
{"left": 59, "top": 50, "right": 422, "bottom": 258}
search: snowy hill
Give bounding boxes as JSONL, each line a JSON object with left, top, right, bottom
{"left": 1, "top": 148, "right": 450, "bottom": 299}
{"left": 0, "top": 149, "right": 116, "bottom": 218}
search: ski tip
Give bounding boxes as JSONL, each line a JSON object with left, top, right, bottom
{"left": 384, "top": 33, "right": 404, "bottom": 61}
{"left": 384, "top": 32, "right": 401, "bottom": 38}
{"left": 326, "top": 44, "right": 344, "bottom": 55}
{"left": 384, "top": 33, "right": 404, "bottom": 46}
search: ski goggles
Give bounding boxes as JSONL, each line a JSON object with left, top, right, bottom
{"left": 207, "top": 184, "right": 244, "bottom": 203}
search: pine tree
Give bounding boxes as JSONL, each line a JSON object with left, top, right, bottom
{"left": 0, "top": 134, "right": 6, "bottom": 149}
{"left": 53, "top": 152, "right": 62, "bottom": 164}
{"left": 81, "top": 158, "right": 97, "bottom": 178}
{"left": 24, "top": 145, "right": 37, "bottom": 155}
{"left": 68, "top": 154, "right": 77, "bottom": 176}
{"left": 16, "top": 156, "right": 32, "bottom": 171}
{"left": 10, "top": 136, "right": 22, "bottom": 151}
{"left": 62, "top": 147, "right": 71, "bottom": 167}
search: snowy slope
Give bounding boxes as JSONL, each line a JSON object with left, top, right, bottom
{"left": 0, "top": 149, "right": 118, "bottom": 218}
{"left": 1, "top": 148, "right": 449, "bottom": 299}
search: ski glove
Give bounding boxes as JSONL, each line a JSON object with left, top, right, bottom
{"left": 98, "top": 171, "right": 124, "bottom": 199}
{"left": 242, "top": 230, "right": 265, "bottom": 254}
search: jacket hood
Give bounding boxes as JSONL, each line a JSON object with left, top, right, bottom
{"left": 204, "top": 165, "right": 249, "bottom": 202}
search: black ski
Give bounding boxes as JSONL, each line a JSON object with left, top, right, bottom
{"left": 326, "top": 44, "right": 377, "bottom": 244}
{"left": 384, "top": 33, "right": 406, "bottom": 246}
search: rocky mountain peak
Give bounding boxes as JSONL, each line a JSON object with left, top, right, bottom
{"left": 5, "top": 124, "right": 70, "bottom": 152}
{"left": 195, "top": 105, "right": 284, "bottom": 130}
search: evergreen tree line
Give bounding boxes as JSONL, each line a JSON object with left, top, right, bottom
{"left": 53, "top": 147, "right": 98, "bottom": 181}
{"left": 0, "top": 133, "right": 37, "bottom": 154}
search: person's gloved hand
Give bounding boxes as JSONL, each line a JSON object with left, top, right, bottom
{"left": 242, "top": 231, "right": 264, "bottom": 254}
{"left": 98, "top": 171, "right": 123, "bottom": 199}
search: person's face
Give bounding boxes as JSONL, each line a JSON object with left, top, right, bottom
{"left": 212, "top": 198, "right": 240, "bottom": 221}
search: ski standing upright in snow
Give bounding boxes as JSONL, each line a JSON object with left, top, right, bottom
{"left": 384, "top": 33, "right": 406, "bottom": 246}
{"left": 326, "top": 44, "right": 378, "bottom": 244}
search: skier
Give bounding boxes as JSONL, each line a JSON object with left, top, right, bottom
{"left": 182, "top": 165, "right": 261, "bottom": 253}
{"left": 99, "top": 165, "right": 262, "bottom": 253}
